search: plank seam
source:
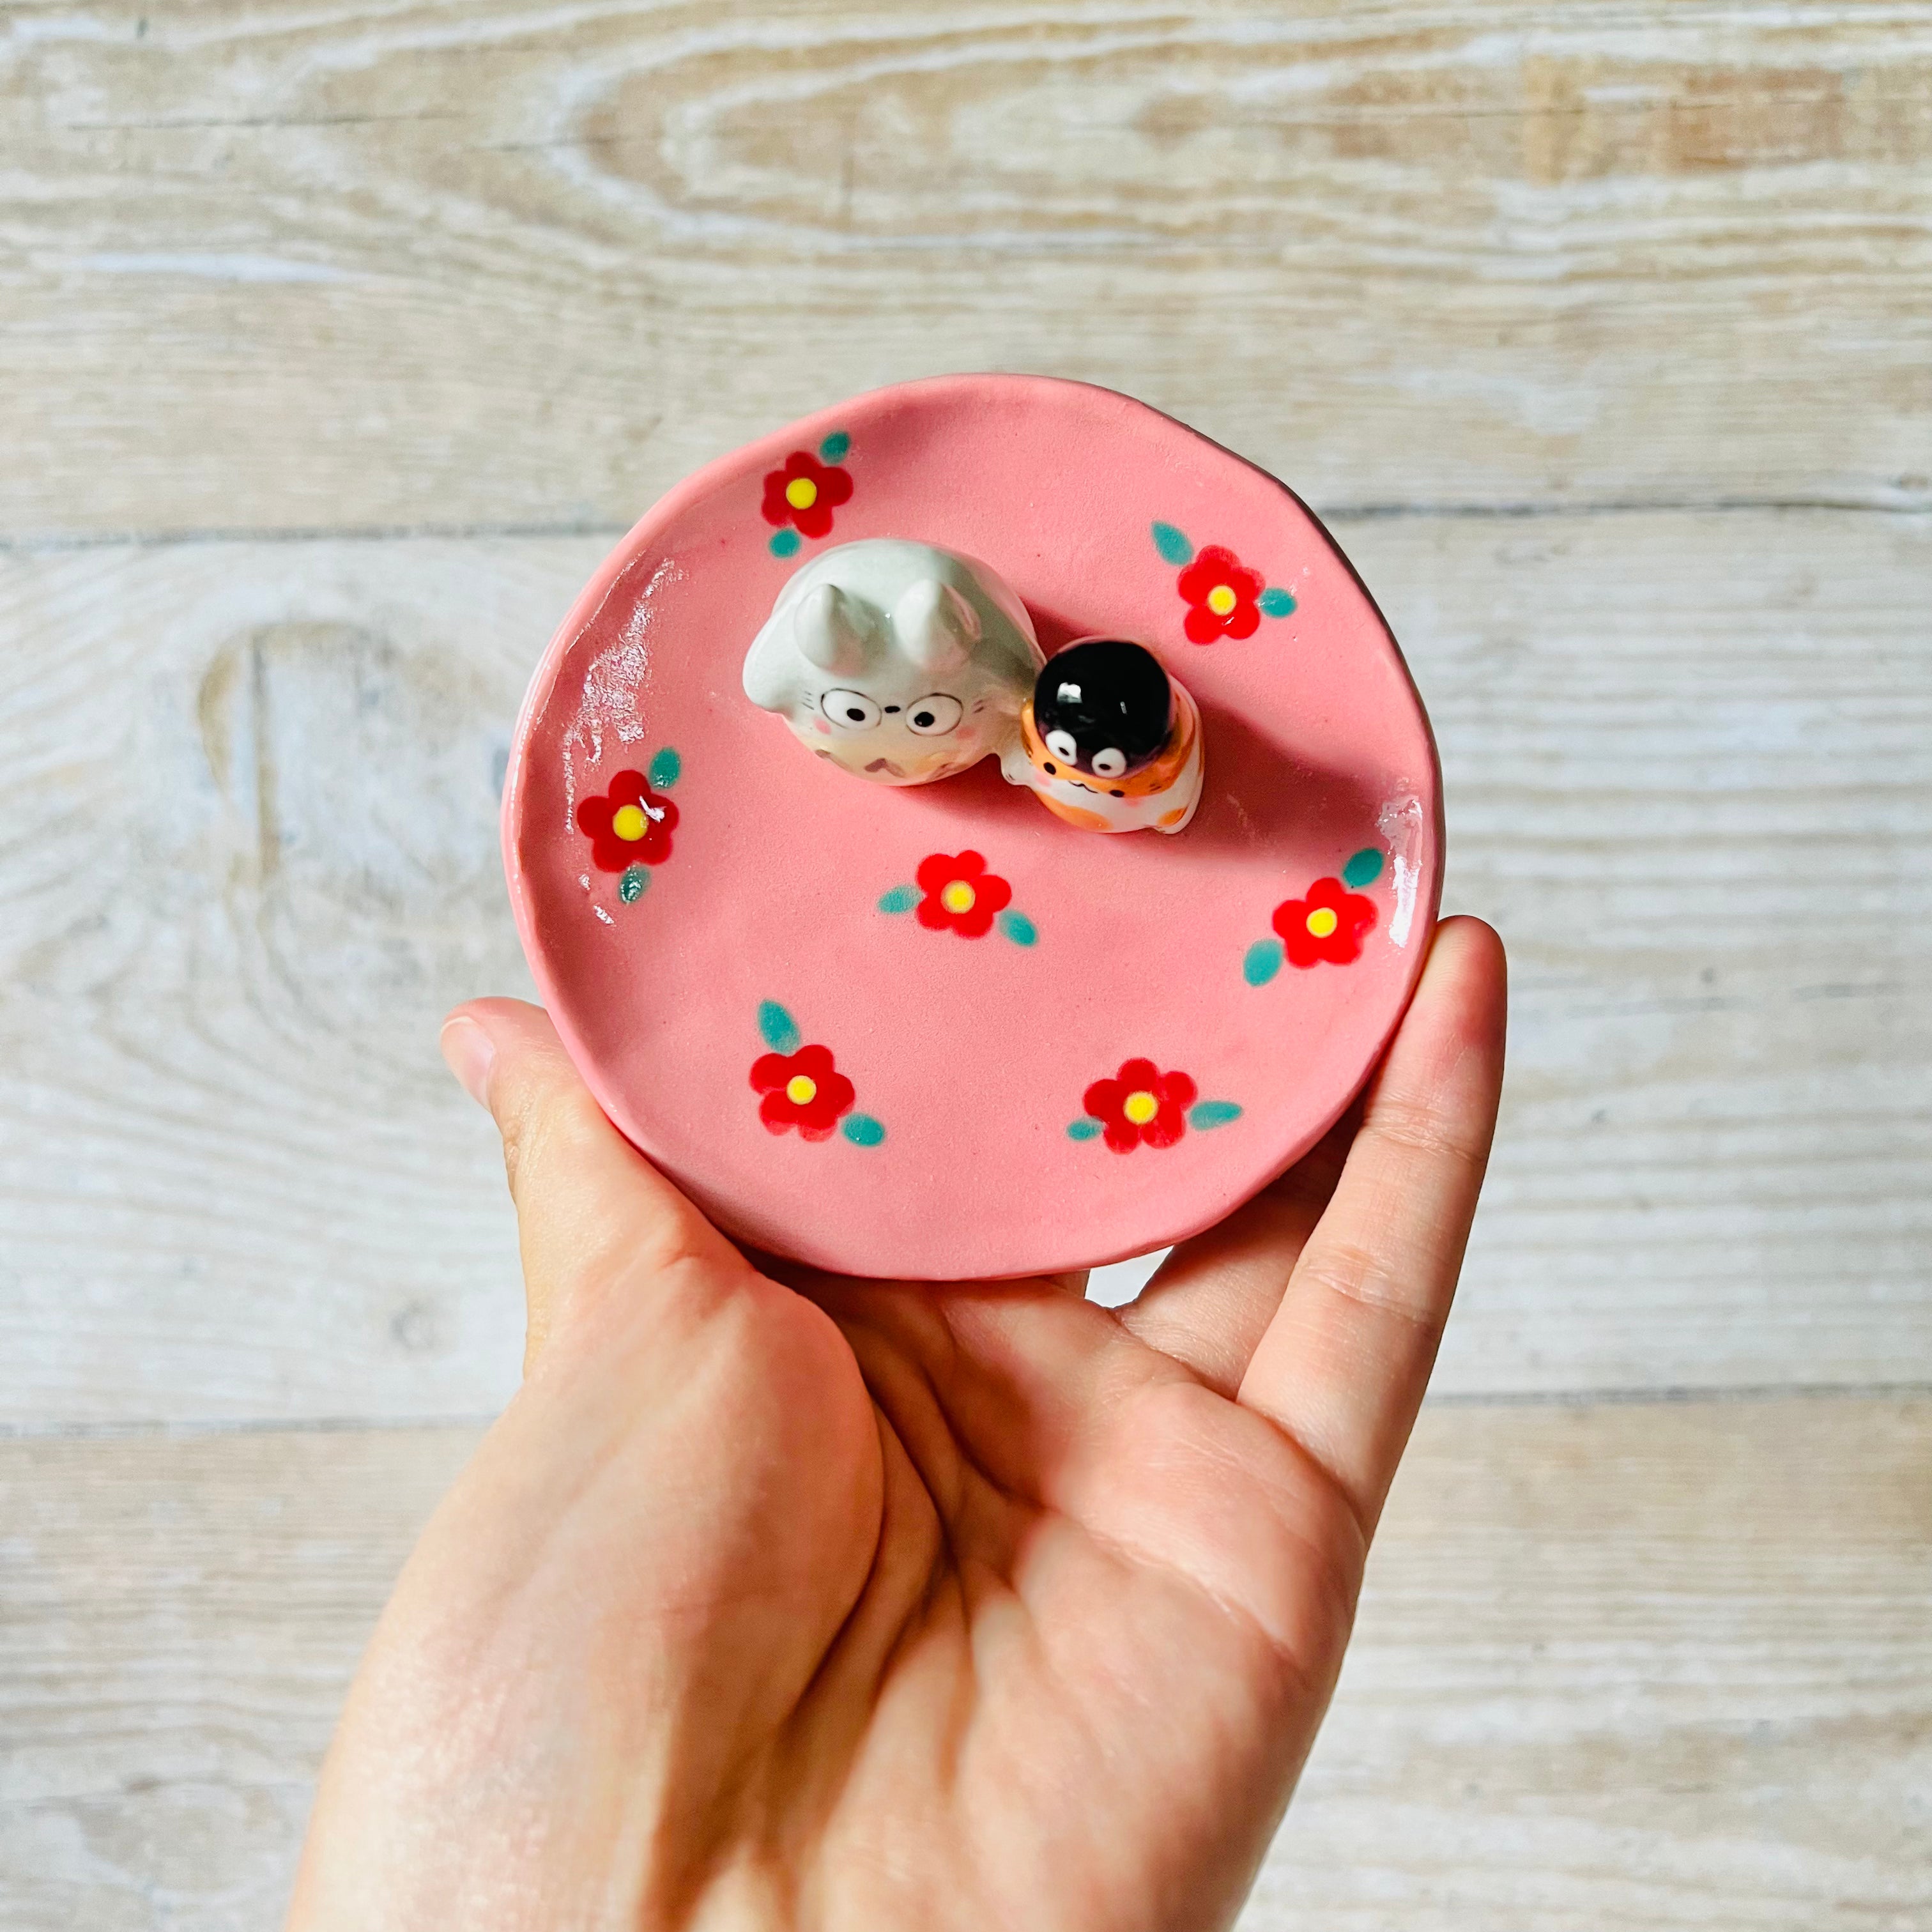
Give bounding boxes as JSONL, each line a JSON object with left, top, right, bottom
{"left": 1, "top": 496, "right": 1928, "bottom": 556}
{"left": 1427, "top": 1379, "right": 1932, "bottom": 1409}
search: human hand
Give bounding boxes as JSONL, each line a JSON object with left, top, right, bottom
{"left": 288, "top": 917, "right": 1506, "bottom": 1932}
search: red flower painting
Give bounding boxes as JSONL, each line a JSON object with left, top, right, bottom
{"left": 761, "top": 450, "right": 854, "bottom": 541}
{"left": 1273, "top": 876, "right": 1377, "bottom": 967}
{"left": 576, "top": 771, "right": 678, "bottom": 873}
{"left": 749, "top": 1043, "right": 856, "bottom": 1141}
{"left": 1082, "top": 1059, "right": 1199, "bottom": 1154}
{"left": 915, "top": 850, "right": 1012, "bottom": 939}
{"left": 1177, "top": 544, "right": 1266, "bottom": 643}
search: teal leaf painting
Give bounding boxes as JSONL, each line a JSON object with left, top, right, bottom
{"left": 1259, "top": 587, "right": 1296, "bottom": 618}
{"left": 1342, "top": 847, "right": 1385, "bottom": 889}
{"left": 618, "top": 864, "right": 649, "bottom": 904}
{"left": 842, "top": 1114, "right": 885, "bottom": 1147}
{"left": 998, "top": 909, "right": 1037, "bottom": 946}
{"left": 1067, "top": 1117, "right": 1104, "bottom": 1142}
{"left": 1244, "top": 938, "right": 1285, "bottom": 986}
{"left": 769, "top": 528, "right": 802, "bottom": 558}
{"left": 1187, "top": 1101, "right": 1243, "bottom": 1130}
{"left": 1151, "top": 521, "right": 1195, "bottom": 566}
{"left": 818, "top": 430, "right": 852, "bottom": 464}
{"left": 648, "top": 747, "right": 682, "bottom": 791}
{"left": 878, "top": 885, "right": 919, "bottom": 914}
{"left": 757, "top": 1001, "right": 802, "bottom": 1055}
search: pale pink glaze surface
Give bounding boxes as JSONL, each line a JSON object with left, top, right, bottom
{"left": 502, "top": 376, "right": 1442, "bottom": 1280}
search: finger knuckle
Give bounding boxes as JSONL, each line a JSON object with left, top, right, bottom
{"left": 1367, "top": 1095, "right": 1489, "bottom": 1170}
{"left": 1297, "top": 1240, "right": 1446, "bottom": 1342}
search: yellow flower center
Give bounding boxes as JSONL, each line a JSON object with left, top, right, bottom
{"left": 785, "top": 477, "right": 820, "bottom": 510}
{"left": 611, "top": 803, "right": 648, "bottom": 841}
{"left": 1123, "top": 1090, "right": 1160, "bottom": 1126}
{"left": 786, "top": 1075, "right": 818, "bottom": 1106}
{"left": 1306, "top": 906, "right": 1339, "bottom": 939}
{"left": 1206, "top": 583, "right": 1238, "bottom": 617}
{"left": 941, "top": 880, "right": 977, "bottom": 914}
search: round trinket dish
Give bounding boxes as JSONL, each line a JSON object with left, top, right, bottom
{"left": 502, "top": 374, "right": 1441, "bottom": 1280}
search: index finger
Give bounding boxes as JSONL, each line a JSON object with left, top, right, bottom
{"left": 1237, "top": 916, "right": 1506, "bottom": 1537}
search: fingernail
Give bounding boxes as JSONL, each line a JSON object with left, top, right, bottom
{"left": 440, "top": 1016, "right": 496, "bottom": 1108}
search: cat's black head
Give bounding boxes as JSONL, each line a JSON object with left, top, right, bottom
{"left": 1032, "top": 639, "right": 1172, "bottom": 780}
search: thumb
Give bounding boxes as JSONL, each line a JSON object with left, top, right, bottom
{"left": 440, "top": 997, "right": 746, "bottom": 1365}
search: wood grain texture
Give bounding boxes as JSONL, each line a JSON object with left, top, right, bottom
{"left": 3, "top": 0, "right": 1929, "bottom": 538}
{"left": 0, "top": 1426, "right": 473, "bottom": 1932}
{"left": 0, "top": 542, "right": 546, "bottom": 1427}
{"left": 3, "top": 4, "right": 1926, "bottom": 1919}
{"left": 3, "top": 507, "right": 1926, "bottom": 1423}
{"left": 1257, "top": 1396, "right": 1932, "bottom": 1929}
{"left": 3, "top": 1400, "right": 1925, "bottom": 1929}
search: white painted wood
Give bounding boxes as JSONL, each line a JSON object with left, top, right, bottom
{"left": 3, "top": 1, "right": 1928, "bottom": 538}
{"left": 0, "top": 542, "right": 555, "bottom": 1426}
{"left": 3, "top": 509, "right": 1926, "bottom": 1423}
{"left": 1246, "top": 1397, "right": 1932, "bottom": 1929}
{"left": 1089, "top": 1248, "right": 1172, "bottom": 1307}
{"left": 0, "top": 1427, "right": 473, "bottom": 1932}
{"left": 3, "top": 6, "right": 1926, "bottom": 1918}
{"left": 3, "top": 1402, "right": 1924, "bottom": 1929}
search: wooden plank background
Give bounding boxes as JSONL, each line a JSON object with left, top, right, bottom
{"left": 2, "top": 1, "right": 1927, "bottom": 1924}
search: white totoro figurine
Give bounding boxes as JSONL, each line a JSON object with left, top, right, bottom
{"left": 743, "top": 540, "right": 1044, "bottom": 786}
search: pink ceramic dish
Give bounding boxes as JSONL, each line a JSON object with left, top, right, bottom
{"left": 502, "top": 376, "right": 1442, "bottom": 1280}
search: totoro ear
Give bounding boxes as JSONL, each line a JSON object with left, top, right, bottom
{"left": 894, "top": 579, "right": 979, "bottom": 676}
{"left": 741, "top": 634, "right": 793, "bottom": 712}
{"left": 795, "top": 584, "right": 871, "bottom": 677}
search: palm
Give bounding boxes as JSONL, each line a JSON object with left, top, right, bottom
{"left": 756, "top": 1271, "right": 1356, "bottom": 1931}
{"left": 289, "top": 919, "right": 1503, "bottom": 1932}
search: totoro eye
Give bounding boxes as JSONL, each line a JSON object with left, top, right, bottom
{"left": 822, "top": 689, "right": 882, "bottom": 730}
{"left": 1045, "top": 728, "right": 1078, "bottom": 763}
{"left": 905, "top": 694, "right": 963, "bottom": 736}
{"left": 1090, "top": 747, "right": 1128, "bottom": 778}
